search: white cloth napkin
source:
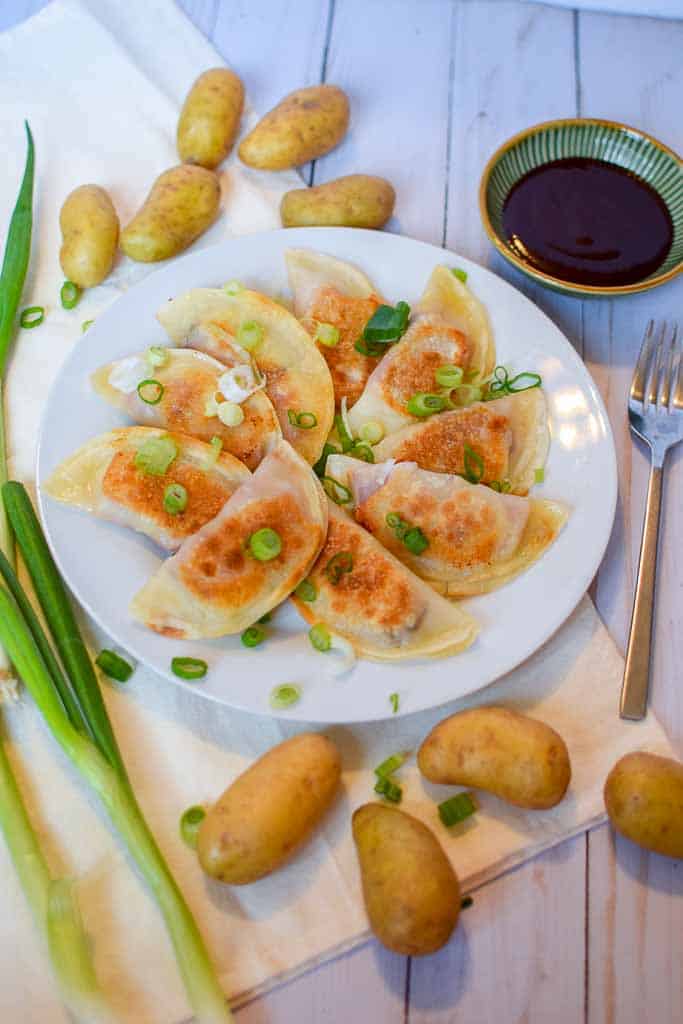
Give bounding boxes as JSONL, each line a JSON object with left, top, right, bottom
{"left": 529, "top": 0, "right": 683, "bottom": 17}
{"left": 0, "top": 3, "right": 675, "bottom": 1023}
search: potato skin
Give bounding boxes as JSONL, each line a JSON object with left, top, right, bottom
{"left": 59, "top": 185, "right": 119, "bottom": 288}
{"left": 280, "top": 174, "right": 395, "bottom": 229}
{"left": 197, "top": 733, "right": 341, "bottom": 884}
{"left": 121, "top": 165, "right": 220, "bottom": 262}
{"left": 352, "top": 803, "right": 460, "bottom": 956}
{"left": 604, "top": 752, "right": 683, "bottom": 859}
{"left": 238, "top": 84, "right": 349, "bottom": 171}
{"left": 177, "top": 68, "right": 245, "bottom": 169}
{"left": 418, "top": 706, "right": 571, "bottom": 810}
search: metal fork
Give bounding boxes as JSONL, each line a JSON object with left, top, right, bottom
{"left": 620, "top": 320, "right": 683, "bottom": 720}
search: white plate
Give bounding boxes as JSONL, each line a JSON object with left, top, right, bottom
{"left": 37, "top": 228, "right": 617, "bottom": 724}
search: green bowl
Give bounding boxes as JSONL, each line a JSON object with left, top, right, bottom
{"left": 479, "top": 118, "right": 683, "bottom": 298}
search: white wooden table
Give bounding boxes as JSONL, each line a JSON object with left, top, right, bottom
{"left": 3, "top": 1, "right": 683, "bottom": 1021}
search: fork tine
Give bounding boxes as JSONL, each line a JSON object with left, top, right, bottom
{"left": 646, "top": 321, "right": 667, "bottom": 407}
{"left": 659, "top": 322, "right": 677, "bottom": 409}
{"left": 631, "top": 319, "right": 656, "bottom": 405}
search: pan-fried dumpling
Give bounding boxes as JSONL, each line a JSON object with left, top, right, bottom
{"left": 290, "top": 500, "right": 478, "bottom": 659}
{"left": 44, "top": 427, "right": 250, "bottom": 551}
{"left": 327, "top": 456, "right": 568, "bottom": 598}
{"left": 91, "top": 348, "right": 281, "bottom": 471}
{"left": 156, "top": 286, "right": 334, "bottom": 465}
{"left": 131, "top": 440, "right": 327, "bottom": 638}
{"left": 346, "top": 266, "right": 496, "bottom": 437}
{"left": 286, "top": 248, "right": 385, "bottom": 407}
{"left": 373, "top": 390, "right": 549, "bottom": 495}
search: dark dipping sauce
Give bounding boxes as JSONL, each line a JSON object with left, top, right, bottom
{"left": 502, "top": 157, "right": 673, "bottom": 286}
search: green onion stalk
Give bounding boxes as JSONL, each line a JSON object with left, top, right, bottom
{"left": 0, "top": 482, "right": 231, "bottom": 1023}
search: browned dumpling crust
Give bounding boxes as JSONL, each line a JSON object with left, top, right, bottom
{"left": 304, "top": 286, "right": 382, "bottom": 407}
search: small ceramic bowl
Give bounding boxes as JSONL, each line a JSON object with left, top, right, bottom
{"left": 479, "top": 118, "right": 683, "bottom": 298}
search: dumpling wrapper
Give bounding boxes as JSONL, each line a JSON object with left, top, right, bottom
{"left": 286, "top": 248, "right": 385, "bottom": 408}
{"left": 346, "top": 265, "right": 496, "bottom": 437}
{"left": 291, "top": 500, "right": 478, "bottom": 660}
{"left": 156, "top": 286, "right": 334, "bottom": 465}
{"left": 327, "top": 455, "right": 568, "bottom": 598}
{"left": 131, "top": 440, "right": 328, "bottom": 639}
{"left": 44, "top": 427, "right": 250, "bottom": 552}
{"left": 373, "top": 390, "right": 549, "bottom": 495}
{"left": 91, "top": 348, "right": 280, "bottom": 471}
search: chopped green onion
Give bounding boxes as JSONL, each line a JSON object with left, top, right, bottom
{"left": 313, "top": 442, "right": 338, "bottom": 478}
{"left": 362, "top": 301, "right": 411, "bottom": 344}
{"left": 287, "top": 409, "right": 318, "bottom": 430}
{"left": 508, "top": 371, "right": 542, "bottom": 392}
{"left": 350, "top": 440, "right": 374, "bottom": 463}
{"left": 217, "top": 400, "right": 244, "bottom": 427}
{"left": 322, "top": 475, "right": 352, "bottom": 505}
{"left": 309, "top": 623, "right": 331, "bottom": 652}
{"left": 237, "top": 319, "right": 263, "bottom": 351}
{"left": 258, "top": 612, "right": 272, "bottom": 624}
{"left": 295, "top": 579, "right": 317, "bottom": 602}
{"left": 403, "top": 526, "right": 429, "bottom": 555}
{"left": 534, "top": 467, "right": 545, "bottom": 484}
{"left": 241, "top": 626, "right": 265, "bottom": 648}
{"left": 452, "top": 384, "right": 483, "bottom": 406}
{"left": 324, "top": 550, "right": 353, "bottom": 584}
{"left": 137, "top": 378, "right": 164, "bottom": 405}
{"left": 223, "top": 279, "right": 242, "bottom": 295}
{"left": 95, "top": 649, "right": 133, "bottom": 683}
{"left": 359, "top": 420, "right": 384, "bottom": 445}
{"left": 461, "top": 895, "right": 473, "bottom": 910}
{"left": 20, "top": 306, "right": 44, "bottom": 329}
{"left": 374, "top": 752, "right": 406, "bottom": 778}
{"left": 269, "top": 683, "right": 301, "bottom": 709}
{"left": 171, "top": 657, "right": 208, "bottom": 681}
{"left": 248, "top": 527, "right": 282, "bottom": 561}
{"left": 484, "top": 365, "right": 542, "bottom": 400}
{"left": 389, "top": 692, "right": 399, "bottom": 714}
{"left": 60, "top": 280, "right": 81, "bottom": 310}
{"left": 179, "top": 806, "right": 206, "bottom": 849}
{"left": 163, "top": 482, "right": 187, "bottom": 515}
{"left": 203, "top": 436, "right": 223, "bottom": 470}
{"left": 0, "top": 122, "right": 35, "bottom": 378}
{"left": 134, "top": 436, "right": 178, "bottom": 476}
{"left": 315, "top": 322, "right": 340, "bottom": 347}
{"left": 81, "top": 319, "right": 93, "bottom": 332}
{"left": 386, "top": 512, "right": 402, "bottom": 530}
{"left": 374, "top": 776, "right": 402, "bottom": 803}
{"left": 406, "top": 392, "right": 448, "bottom": 417}
{"left": 146, "top": 345, "right": 169, "bottom": 368}
{"left": 451, "top": 267, "right": 468, "bottom": 284}
{"left": 334, "top": 412, "right": 354, "bottom": 453}
{"left": 490, "top": 479, "right": 511, "bottom": 493}
{"left": 435, "top": 364, "right": 464, "bottom": 389}
{"left": 438, "top": 792, "right": 477, "bottom": 827}
{"left": 462, "top": 444, "right": 484, "bottom": 485}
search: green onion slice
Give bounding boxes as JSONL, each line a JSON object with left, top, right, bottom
{"left": 374, "top": 776, "right": 402, "bottom": 803}
{"left": 324, "top": 550, "right": 353, "bottom": 584}
{"left": 451, "top": 267, "right": 468, "bottom": 284}
{"left": 359, "top": 420, "right": 384, "bottom": 445}
{"left": 241, "top": 625, "right": 265, "bottom": 648}
{"left": 137, "top": 378, "right": 164, "bottom": 405}
{"left": 20, "top": 305, "right": 44, "bottom": 328}
{"left": 248, "top": 527, "right": 282, "bottom": 561}
{"left": 362, "top": 301, "right": 410, "bottom": 343}
{"left": 287, "top": 409, "right": 318, "bottom": 430}
{"left": 60, "top": 280, "right": 81, "bottom": 310}
{"left": 217, "top": 400, "right": 244, "bottom": 427}
{"left": 81, "top": 318, "right": 94, "bottom": 332}
{"left": 315, "top": 322, "right": 340, "bottom": 347}
{"left": 435, "top": 364, "right": 464, "bottom": 389}
{"left": 95, "top": 649, "right": 134, "bottom": 683}
{"left": 334, "top": 412, "right": 354, "bottom": 453}
{"left": 258, "top": 612, "right": 272, "bottom": 624}
{"left": 322, "top": 475, "right": 352, "bottom": 505}
{"left": 171, "top": 657, "right": 208, "bottom": 681}
{"left": 406, "top": 392, "right": 448, "bottom": 417}
{"left": 295, "top": 579, "right": 317, "bottom": 602}
{"left": 163, "top": 482, "right": 187, "bottom": 515}
{"left": 389, "top": 692, "right": 399, "bottom": 714}
{"left": 350, "top": 440, "right": 374, "bottom": 463}
{"left": 309, "top": 623, "right": 331, "bottom": 652}
{"left": 508, "top": 371, "right": 542, "bottom": 392}
{"left": 490, "top": 479, "right": 511, "bottom": 493}
{"left": 484, "top": 365, "right": 542, "bottom": 400}
{"left": 179, "top": 805, "right": 206, "bottom": 849}
{"left": 374, "top": 752, "right": 407, "bottom": 778}
{"left": 534, "top": 467, "right": 545, "bottom": 484}
{"left": 134, "top": 436, "right": 178, "bottom": 476}
{"left": 462, "top": 444, "right": 484, "bottom": 484}
{"left": 313, "top": 442, "right": 338, "bottom": 479}
{"left": 438, "top": 792, "right": 477, "bottom": 827}
{"left": 237, "top": 319, "right": 263, "bottom": 351}
{"left": 203, "top": 436, "right": 223, "bottom": 470}
{"left": 403, "top": 526, "right": 429, "bottom": 555}
{"left": 269, "top": 683, "right": 301, "bottom": 709}
{"left": 146, "top": 345, "right": 169, "bottom": 368}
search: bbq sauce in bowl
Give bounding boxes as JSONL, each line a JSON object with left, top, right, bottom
{"left": 502, "top": 158, "right": 673, "bottom": 287}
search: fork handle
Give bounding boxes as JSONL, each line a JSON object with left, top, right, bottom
{"left": 620, "top": 461, "right": 664, "bottom": 720}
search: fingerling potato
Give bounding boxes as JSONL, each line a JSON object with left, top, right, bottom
{"left": 238, "top": 84, "right": 349, "bottom": 171}
{"left": 418, "top": 706, "right": 571, "bottom": 810}
{"left": 121, "top": 165, "right": 220, "bottom": 262}
{"left": 280, "top": 174, "right": 395, "bottom": 229}
{"left": 59, "top": 185, "right": 119, "bottom": 288}
{"left": 197, "top": 733, "right": 341, "bottom": 884}
{"left": 177, "top": 68, "right": 245, "bottom": 169}
{"left": 604, "top": 751, "right": 683, "bottom": 859}
{"left": 352, "top": 803, "right": 461, "bottom": 955}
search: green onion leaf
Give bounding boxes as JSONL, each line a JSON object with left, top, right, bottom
{"left": 451, "top": 267, "right": 468, "bottom": 284}
{"left": 20, "top": 306, "right": 44, "bottom": 329}
{"left": 374, "top": 752, "right": 406, "bottom": 778}
{"left": 462, "top": 444, "right": 484, "bottom": 484}
{"left": 137, "top": 378, "right": 164, "bottom": 405}
{"left": 324, "top": 550, "right": 353, "bottom": 585}
{"left": 350, "top": 440, "right": 374, "bottom": 463}
{"left": 435, "top": 364, "right": 464, "bottom": 389}
{"left": 362, "top": 301, "right": 411, "bottom": 344}
{"left": 403, "top": 526, "right": 429, "bottom": 555}
{"left": 334, "top": 412, "right": 354, "bottom": 453}
{"left": 508, "top": 371, "right": 542, "bottom": 393}
{"left": 389, "top": 692, "right": 399, "bottom": 714}
{"left": 287, "top": 410, "right": 318, "bottom": 430}
{"left": 322, "top": 475, "right": 352, "bottom": 505}
{"left": 438, "top": 792, "right": 477, "bottom": 827}
{"left": 134, "top": 436, "right": 178, "bottom": 476}
{"left": 313, "top": 442, "right": 338, "bottom": 478}
{"left": 146, "top": 345, "right": 169, "bottom": 368}
{"left": 95, "top": 649, "right": 133, "bottom": 683}
{"left": 241, "top": 626, "right": 265, "bottom": 648}
{"left": 179, "top": 806, "right": 206, "bottom": 849}
{"left": 406, "top": 392, "right": 448, "bottom": 417}
{"left": 163, "top": 482, "right": 187, "bottom": 515}
{"left": 269, "top": 683, "right": 301, "bottom": 709}
{"left": 295, "top": 578, "right": 317, "bottom": 602}
{"left": 374, "top": 776, "right": 402, "bottom": 803}
{"left": 171, "top": 657, "right": 208, "bottom": 681}
{"left": 359, "top": 420, "right": 384, "bottom": 445}
{"left": 60, "top": 280, "right": 81, "bottom": 310}
{"left": 248, "top": 527, "right": 282, "bottom": 561}
{"left": 258, "top": 612, "right": 272, "bottom": 624}
{"left": 534, "top": 467, "right": 545, "bottom": 484}
{"left": 309, "top": 623, "right": 331, "bottom": 652}
{"left": 237, "top": 319, "right": 263, "bottom": 351}
{"left": 0, "top": 122, "right": 35, "bottom": 377}
{"left": 315, "top": 322, "right": 340, "bottom": 347}
{"left": 81, "top": 319, "right": 93, "bottom": 333}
